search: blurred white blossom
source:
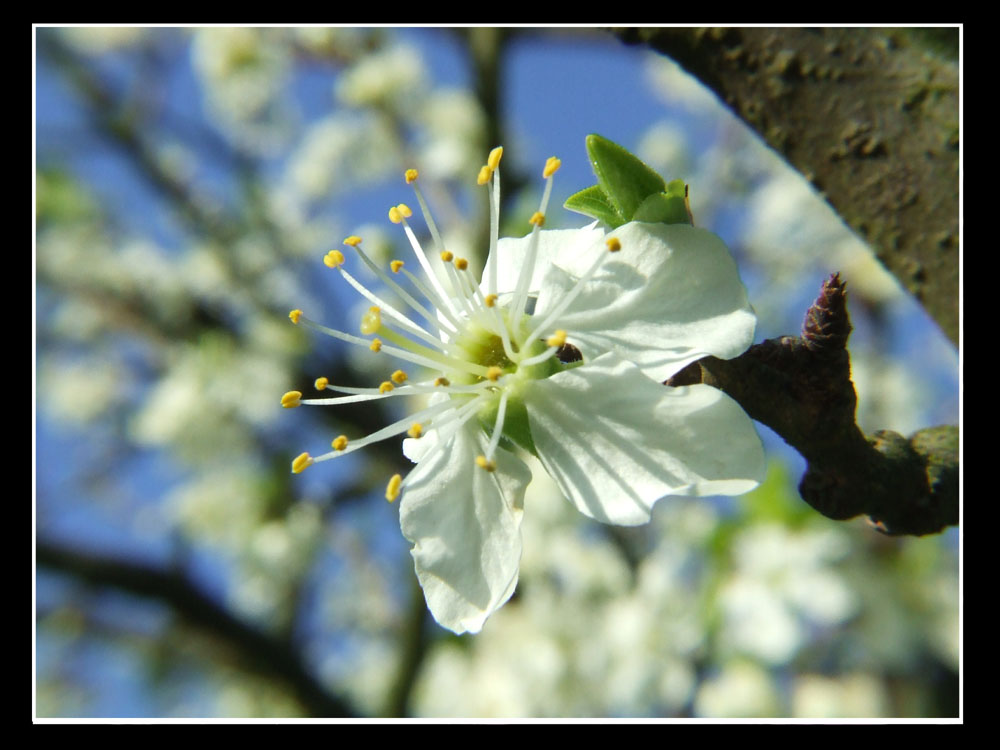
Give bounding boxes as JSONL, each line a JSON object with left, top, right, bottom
{"left": 191, "top": 28, "right": 295, "bottom": 154}
{"left": 694, "top": 660, "right": 781, "bottom": 718}
{"left": 336, "top": 44, "right": 428, "bottom": 112}
{"left": 792, "top": 672, "right": 889, "bottom": 718}
{"left": 718, "top": 523, "right": 856, "bottom": 665}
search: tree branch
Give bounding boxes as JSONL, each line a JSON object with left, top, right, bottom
{"left": 36, "top": 538, "right": 359, "bottom": 717}
{"left": 668, "top": 275, "right": 958, "bottom": 536}
{"left": 615, "top": 27, "right": 959, "bottom": 347}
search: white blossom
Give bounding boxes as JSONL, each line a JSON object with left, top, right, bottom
{"left": 284, "top": 147, "right": 765, "bottom": 634}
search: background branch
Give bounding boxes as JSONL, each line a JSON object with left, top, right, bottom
{"left": 36, "top": 538, "right": 359, "bottom": 718}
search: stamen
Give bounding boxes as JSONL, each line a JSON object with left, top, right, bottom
{"left": 475, "top": 455, "right": 497, "bottom": 472}
{"left": 397, "top": 217, "right": 460, "bottom": 320}
{"left": 390, "top": 260, "right": 405, "bottom": 273}
{"left": 439, "top": 253, "right": 479, "bottom": 321}
{"left": 486, "top": 166, "right": 500, "bottom": 296}
{"left": 379, "top": 381, "right": 395, "bottom": 394}
{"left": 546, "top": 329, "right": 567, "bottom": 348}
{"left": 488, "top": 146, "right": 503, "bottom": 171}
{"left": 385, "top": 474, "right": 403, "bottom": 502}
{"left": 311, "top": 398, "right": 462, "bottom": 464}
{"left": 406, "top": 171, "right": 449, "bottom": 265}
{"left": 314, "top": 377, "right": 329, "bottom": 391}
{"left": 485, "top": 293, "right": 498, "bottom": 308}
{"left": 343, "top": 236, "right": 363, "bottom": 247}
{"left": 486, "top": 366, "right": 503, "bottom": 382}
{"left": 374, "top": 323, "right": 488, "bottom": 376}
{"left": 434, "top": 377, "right": 450, "bottom": 387}
{"left": 397, "top": 265, "right": 464, "bottom": 331}
{"left": 407, "top": 423, "right": 423, "bottom": 439}
{"left": 484, "top": 389, "right": 509, "bottom": 462}
{"left": 510, "top": 154, "right": 561, "bottom": 347}
{"left": 405, "top": 168, "right": 419, "bottom": 184}
{"left": 370, "top": 338, "right": 383, "bottom": 352}
{"left": 525, "top": 236, "right": 622, "bottom": 346}
{"left": 343, "top": 237, "right": 455, "bottom": 337}
{"left": 299, "top": 315, "right": 486, "bottom": 377}
{"left": 398, "top": 397, "right": 486, "bottom": 489}
{"left": 298, "top": 379, "right": 493, "bottom": 407}
{"left": 477, "top": 165, "right": 492, "bottom": 186}
{"left": 332, "top": 435, "right": 348, "bottom": 451}
{"left": 454, "top": 257, "right": 469, "bottom": 271}
{"left": 289, "top": 309, "right": 303, "bottom": 324}
{"left": 391, "top": 370, "right": 408, "bottom": 384}
{"left": 324, "top": 250, "right": 345, "bottom": 268}
{"left": 292, "top": 452, "right": 314, "bottom": 474}
{"left": 542, "top": 156, "right": 561, "bottom": 178}
{"left": 518, "top": 345, "right": 558, "bottom": 368}
{"left": 440, "top": 250, "right": 454, "bottom": 263}
{"left": 455, "top": 263, "right": 511, "bottom": 346}
{"left": 281, "top": 391, "right": 302, "bottom": 408}
{"left": 361, "top": 306, "right": 382, "bottom": 335}
{"left": 396, "top": 203, "right": 413, "bottom": 219}
{"left": 338, "top": 265, "right": 453, "bottom": 349}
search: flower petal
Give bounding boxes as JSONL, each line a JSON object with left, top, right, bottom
{"left": 399, "top": 420, "right": 532, "bottom": 634}
{"left": 536, "top": 222, "right": 756, "bottom": 382}
{"left": 523, "top": 353, "right": 765, "bottom": 526}
{"left": 482, "top": 223, "right": 604, "bottom": 297}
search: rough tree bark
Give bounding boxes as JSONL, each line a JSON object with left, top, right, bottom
{"left": 615, "top": 27, "right": 959, "bottom": 347}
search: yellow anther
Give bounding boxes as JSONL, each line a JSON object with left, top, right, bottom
{"left": 396, "top": 203, "right": 413, "bottom": 218}
{"left": 332, "top": 435, "right": 349, "bottom": 451}
{"left": 486, "top": 366, "right": 503, "bottom": 382}
{"left": 369, "top": 338, "right": 383, "bottom": 353}
{"left": 477, "top": 165, "right": 493, "bottom": 186}
{"left": 289, "top": 309, "right": 303, "bottom": 324}
{"left": 475, "top": 455, "right": 497, "bottom": 472}
{"left": 434, "top": 377, "right": 450, "bottom": 387}
{"left": 385, "top": 473, "right": 403, "bottom": 503}
{"left": 546, "top": 329, "right": 567, "bottom": 348}
{"left": 454, "top": 257, "right": 469, "bottom": 271}
{"left": 281, "top": 390, "right": 303, "bottom": 409}
{"left": 484, "top": 293, "right": 498, "bottom": 308}
{"left": 390, "top": 260, "right": 405, "bottom": 273}
{"left": 388, "top": 206, "right": 403, "bottom": 224}
{"left": 343, "top": 235, "right": 363, "bottom": 247}
{"left": 314, "top": 377, "right": 329, "bottom": 391}
{"left": 360, "top": 307, "right": 382, "bottom": 334}
{"left": 292, "top": 452, "right": 314, "bottom": 474}
{"left": 543, "top": 156, "right": 561, "bottom": 178}
{"left": 404, "top": 168, "right": 419, "bottom": 184}
{"left": 324, "top": 249, "right": 345, "bottom": 268}
{"left": 606, "top": 237, "right": 622, "bottom": 253}
{"left": 391, "top": 369, "right": 408, "bottom": 384}
{"left": 440, "top": 250, "right": 454, "bottom": 263}
{"left": 487, "top": 146, "right": 503, "bottom": 171}
{"left": 529, "top": 211, "right": 545, "bottom": 227}
{"left": 407, "top": 423, "right": 423, "bottom": 439}
{"left": 379, "top": 381, "right": 395, "bottom": 394}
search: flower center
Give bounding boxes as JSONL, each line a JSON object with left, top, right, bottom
{"left": 284, "top": 146, "right": 621, "bottom": 494}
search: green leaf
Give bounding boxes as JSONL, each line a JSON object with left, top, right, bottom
{"left": 585, "top": 133, "right": 666, "bottom": 221}
{"left": 632, "top": 179, "right": 693, "bottom": 225}
{"left": 564, "top": 184, "right": 626, "bottom": 228}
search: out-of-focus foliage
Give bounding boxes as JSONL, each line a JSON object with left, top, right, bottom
{"left": 35, "top": 27, "right": 958, "bottom": 719}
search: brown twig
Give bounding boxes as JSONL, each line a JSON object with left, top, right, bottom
{"left": 667, "top": 274, "right": 958, "bottom": 536}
